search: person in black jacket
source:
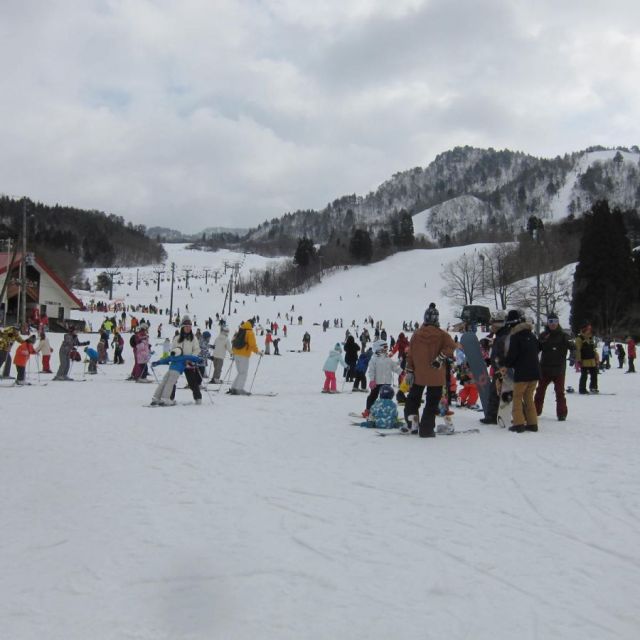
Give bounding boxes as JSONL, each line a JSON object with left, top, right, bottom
{"left": 504, "top": 310, "right": 540, "bottom": 433}
{"left": 343, "top": 335, "right": 360, "bottom": 381}
{"left": 534, "top": 312, "right": 571, "bottom": 421}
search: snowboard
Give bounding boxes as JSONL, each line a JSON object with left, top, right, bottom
{"left": 459, "top": 332, "right": 491, "bottom": 418}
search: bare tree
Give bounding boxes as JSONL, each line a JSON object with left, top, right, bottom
{"left": 440, "top": 251, "right": 484, "bottom": 306}
{"left": 514, "top": 271, "right": 572, "bottom": 320}
{"left": 481, "top": 244, "right": 521, "bottom": 310}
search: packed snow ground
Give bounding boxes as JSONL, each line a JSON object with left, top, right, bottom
{"left": 2, "top": 244, "right": 639, "bottom": 640}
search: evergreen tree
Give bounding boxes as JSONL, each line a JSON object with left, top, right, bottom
{"left": 571, "top": 200, "right": 636, "bottom": 334}
{"left": 349, "top": 228, "right": 373, "bottom": 264}
{"left": 293, "top": 236, "right": 316, "bottom": 268}
{"left": 396, "top": 210, "right": 415, "bottom": 248}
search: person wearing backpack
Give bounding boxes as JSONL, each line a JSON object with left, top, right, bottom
{"left": 229, "top": 320, "right": 262, "bottom": 395}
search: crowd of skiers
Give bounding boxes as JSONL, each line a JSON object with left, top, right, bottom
{"left": 1, "top": 303, "right": 636, "bottom": 432}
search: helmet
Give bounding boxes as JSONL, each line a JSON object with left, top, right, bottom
{"left": 379, "top": 384, "right": 394, "bottom": 400}
{"left": 170, "top": 347, "right": 183, "bottom": 356}
{"left": 202, "top": 331, "right": 211, "bottom": 339}
{"left": 372, "top": 340, "right": 387, "bottom": 353}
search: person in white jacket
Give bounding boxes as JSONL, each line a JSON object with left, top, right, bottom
{"left": 210, "top": 326, "right": 232, "bottom": 383}
{"left": 364, "top": 340, "right": 402, "bottom": 416}
{"left": 35, "top": 332, "right": 53, "bottom": 373}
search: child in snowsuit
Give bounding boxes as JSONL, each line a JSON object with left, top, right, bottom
{"left": 322, "top": 343, "right": 347, "bottom": 393}
{"left": 457, "top": 363, "right": 479, "bottom": 408}
{"left": 364, "top": 340, "right": 402, "bottom": 415}
{"left": 35, "top": 332, "right": 53, "bottom": 373}
{"left": 150, "top": 348, "right": 204, "bottom": 405}
{"left": 360, "top": 385, "right": 399, "bottom": 429}
{"left": 352, "top": 348, "right": 372, "bottom": 392}
{"left": 14, "top": 335, "right": 36, "bottom": 385}
{"left": 84, "top": 346, "right": 99, "bottom": 374}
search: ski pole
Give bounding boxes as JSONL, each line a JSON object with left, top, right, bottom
{"left": 248, "top": 353, "right": 263, "bottom": 394}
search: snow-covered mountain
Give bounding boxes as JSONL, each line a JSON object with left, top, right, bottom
{"left": 247, "top": 146, "right": 640, "bottom": 246}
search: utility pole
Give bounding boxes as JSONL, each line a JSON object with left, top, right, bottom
{"left": 203, "top": 267, "right": 210, "bottom": 285}
{"left": 169, "top": 262, "right": 176, "bottom": 322}
{"left": 153, "top": 267, "right": 165, "bottom": 292}
{"left": 20, "top": 199, "right": 27, "bottom": 330}
{"left": 212, "top": 269, "right": 220, "bottom": 284}
{"left": 183, "top": 268, "right": 192, "bottom": 289}
{"left": 136, "top": 268, "right": 139, "bottom": 291}
{"left": 104, "top": 268, "right": 121, "bottom": 301}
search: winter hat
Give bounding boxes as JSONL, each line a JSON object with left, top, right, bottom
{"left": 202, "top": 331, "right": 211, "bottom": 339}
{"left": 372, "top": 340, "right": 387, "bottom": 353}
{"left": 505, "top": 309, "right": 523, "bottom": 326}
{"left": 423, "top": 303, "right": 440, "bottom": 327}
{"left": 490, "top": 310, "right": 506, "bottom": 323}
{"left": 180, "top": 315, "right": 192, "bottom": 327}
{"left": 546, "top": 312, "right": 559, "bottom": 322}
{"left": 334, "top": 343, "right": 342, "bottom": 352}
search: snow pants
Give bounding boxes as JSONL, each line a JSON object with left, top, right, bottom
{"left": 579, "top": 367, "right": 598, "bottom": 393}
{"left": 153, "top": 368, "right": 180, "bottom": 403}
{"left": 211, "top": 357, "right": 224, "bottom": 382}
{"left": 323, "top": 371, "right": 337, "bottom": 392}
{"left": 404, "top": 384, "right": 442, "bottom": 437}
{"left": 534, "top": 373, "right": 567, "bottom": 419}
{"left": 512, "top": 381, "right": 538, "bottom": 427}
{"left": 628, "top": 357, "right": 636, "bottom": 373}
{"left": 55, "top": 350, "right": 71, "bottom": 379}
{"left": 42, "top": 354, "right": 52, "bottom": 372}
{"left": 232, "top": 355, "right": 250, "bottom": 392}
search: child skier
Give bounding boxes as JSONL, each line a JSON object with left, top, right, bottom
{"left": 35, "top": 332, "right": 53, "bottom": 373}
{"left": 14, "top": 335, "right": 37, "bottom": 385}
{"left": 210, "top": 326, "right": 232, "bottom": 383}
{"left": 83, "top": 346, "right": 99, "bottom": 374}
{"left": 150, "top": 347, "right": 204, "bottom": 406}
{"left": 322, "top": 343, "right": 347, "bottom": 393}
{"left": 363, "top": 340, "right": 401, "bottom": 417}
{"left": 352, "top": 347, "right": 373, "bottom": 392}
{"left": 359, "top": 384, "right": 399, "bottom": 429}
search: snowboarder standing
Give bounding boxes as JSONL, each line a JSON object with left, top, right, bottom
{"left": 403, "top": 304, "right": 456, "bottom": 437}
{"left": 575, "top": 322, "right": 599, "bottom": 394}
{"left": 479, "top": 310, "right": 510, "bottom": 425}
{"left": 534, "top": 312, "right": 571, "bottom": 421}
{"left": 504, "top": 310, "right": 540, "bottom": 433}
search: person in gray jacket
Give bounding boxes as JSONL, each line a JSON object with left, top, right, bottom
{"left": 53, "top": 326, "right": 89, "bottom": 381}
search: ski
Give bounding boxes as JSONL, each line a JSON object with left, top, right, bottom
{"left": 144, "top": 401, "right": 201, "bottom": 407}
{"left": 249, "top": 392, "right": 278, "bottom": 397}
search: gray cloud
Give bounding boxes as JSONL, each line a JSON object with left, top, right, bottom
{"left": 1, "top": 0, "right": 639, "bottom": 232}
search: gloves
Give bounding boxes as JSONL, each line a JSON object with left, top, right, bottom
{"left": 369, "top": 380, "right": 376, "bottom": 389}
{"left": 405, "top": 370, "right": 414, "bottom": 386}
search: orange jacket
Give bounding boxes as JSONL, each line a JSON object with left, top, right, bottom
{"left": 14, "top": 341, "right": 36, "bottom": 367}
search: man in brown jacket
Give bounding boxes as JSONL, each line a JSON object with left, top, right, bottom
{"left": 404, "top": 304, "right": 456, "bottom": 437}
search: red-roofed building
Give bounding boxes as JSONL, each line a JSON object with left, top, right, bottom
{"left": 0, "top": 252, "right": 83, "bottom": 327}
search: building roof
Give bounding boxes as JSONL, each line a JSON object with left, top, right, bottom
{"left": 0, "top": 252, "right": 83, "bottom": 308}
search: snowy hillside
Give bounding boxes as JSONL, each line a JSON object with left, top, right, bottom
{"left": 2, "top": 244, "right": 639, "bottom": 640}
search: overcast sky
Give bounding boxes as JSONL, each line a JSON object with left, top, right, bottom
{"left": 1, "top": 0, "right": 639, "bottom": 233}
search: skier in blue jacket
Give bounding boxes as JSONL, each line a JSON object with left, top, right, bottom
{"left": 83, "top": 346, "right": 99, "bottom": 374}
{"left": 150, "top": 348, "right": 204, "bottom": 405}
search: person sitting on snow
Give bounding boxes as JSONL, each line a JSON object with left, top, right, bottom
{"left": 359, "top": 384, "right": 399, "bottom": 429}
{"left": 83, "top": 346, "right": 99, "bottom": 374}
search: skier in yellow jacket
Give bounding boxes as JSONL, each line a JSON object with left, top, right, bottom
{"left": 228, "top": 319, "right": 262, "bottom": 395}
